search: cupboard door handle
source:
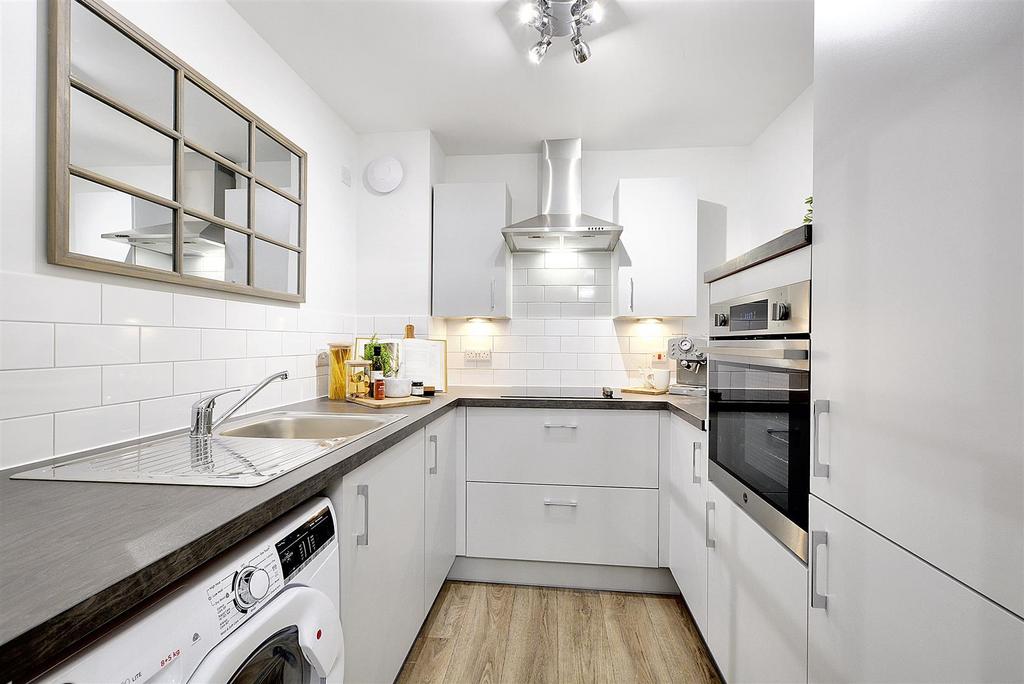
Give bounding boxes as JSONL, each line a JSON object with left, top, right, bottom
{"left": 490, "top": 280, "right": 495, "bottom": 311}
{"left": 813, "top": 399, "right": 831, "bottom": 478}
{"left": 629, "top": 277, "right": 635, "bottom": 312}
{"left": 543, "top": 498, "right": 578, "bottom": 507}
{"left": 705, "top": 500, "right": 716, "bottom": 549}
{"left": 692, "top": 441, "right": 702, "bottom": 484}
{"left": 543, "top": 424, "right": 578, "bottom": 429}
{"left": 810, "top": 530, "right": 829, "bottom": 609}
{"left": 428, "top": 434, "right": 438, "bottom": 475}
{"left": 356, "top": 484, "right": 369, "bottom": 546}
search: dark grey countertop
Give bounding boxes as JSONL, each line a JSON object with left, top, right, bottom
{"left": 0, "top": 387, "right": 704, "bottom": 682}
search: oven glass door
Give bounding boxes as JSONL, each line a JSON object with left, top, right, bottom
{"left": 708, "top": 354, "right": 809, "bottom": 530}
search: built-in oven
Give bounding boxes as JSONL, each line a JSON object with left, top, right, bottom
{"left": 707, "top": 280, "right": 810, "bottom": 561}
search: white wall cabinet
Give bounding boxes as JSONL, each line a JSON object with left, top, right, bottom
{"left": 706, "top": 483, "right": 807, "bottom": 684}
{"left": 667, "top": 413, "right": 710, "bottom": 635}
{"left": 807, "top": 496, "right": 1024, "bottom": 683}
{"left": 612, "top": 177, "right": 697, "bottom": 318}
{"left": 334, "top": 430, "right": 426, "bottom": 684}
{"left": 424, "top": 409, "right": 457, "bottom": 616}
{"left": 812, "top": 0, "right": 1023, "bottom": 616}
{"left": 431, "top": 182, "right": 512, "bottom": 318}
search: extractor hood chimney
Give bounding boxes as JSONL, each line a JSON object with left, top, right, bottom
{"left": 501, "top": 138, "right": 622, "bottom": 252}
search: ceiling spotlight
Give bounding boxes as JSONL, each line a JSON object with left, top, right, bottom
{"left": 518, "top": 2, "right": 541, "bottom": 25}
{"left": 581, "top": 2, "right": 604, "bottom": 24}
{"left": 571, "top": 36, "right": 591, "bottom": 63}
{"left": 528, "top": 37, "right": 551, "bottom": 64}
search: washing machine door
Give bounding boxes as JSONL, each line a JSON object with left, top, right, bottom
{"left": 189, "top": 586, "right": 344, "bottom": 684}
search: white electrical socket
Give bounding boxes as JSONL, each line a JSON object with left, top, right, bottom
{"left": 465, "top": 349, "right": 491, "bottom": 362}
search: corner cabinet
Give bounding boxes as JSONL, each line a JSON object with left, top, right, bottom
{"left": 667, "top": 413, "right": 710, "bottom": 635}
{"left": 431, "top": 183, "right": 512, "bottom": 318}
{"left": 612, "top": 178, "right": 697, "bottom": 318}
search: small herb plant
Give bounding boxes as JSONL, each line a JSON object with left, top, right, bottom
{"left": 803, "top": 196, "right": 813, "bottom": 225}
{"left": 362, "top": 334, "right": 398, "bottom": 377}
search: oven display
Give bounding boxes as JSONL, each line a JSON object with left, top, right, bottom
{"left": 275, "top": 507, "right": 335, "bottom": 581}
{"left": 729, "top": 299, "right": 769, "bottom": 332}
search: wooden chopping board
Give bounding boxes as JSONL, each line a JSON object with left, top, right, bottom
{"left": 347, "top": 395, "right": 431, "bottom": 408}
{"left": 622, "top": 386, "right": 668, "bottom": 396}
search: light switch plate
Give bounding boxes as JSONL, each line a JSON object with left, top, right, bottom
{"left": 465, "top": 349, "right": 491, "bottom": 362}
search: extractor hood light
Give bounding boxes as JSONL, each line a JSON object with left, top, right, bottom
{"left": 571, "top": 35, "right": 591, "bottom": 63}
{"left": 518, "top": 1, "right": 541, "bottom": 25}
{"left": 528, "top": 37, "right": 551, "bottom": 64}
{"left": 467, "top": 317, "right": 493, "bottom": 323}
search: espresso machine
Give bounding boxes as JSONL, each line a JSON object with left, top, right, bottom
{"left": 666, "top": 335, "right": 707, "bottom": 396}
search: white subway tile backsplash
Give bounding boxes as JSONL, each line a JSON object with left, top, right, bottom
{"left": 226, "top": 357, "right": 268, "bottom": 386}
{"left": 527, "top": 369, "right": 559, "bottom": 386}
{"left": 544, "top": 353, "right": 577, "bottom": 369}
{"left": 509, "top": 352, "right": 544, "bottom": 369}
{"left": 282, "top": 332, "right": 311, "bottom": 355}
{"left": 0, "top": 273, "right": 100, "bottom": 324}
{"left": 460, "top": 369, "right": 493, "bottom": 386}
{"left": 544, "top": 319, "right": 579, "bottom": 336}
{"left": 0, "top": 322, "right": 54, "bottom": 370}
{"left": 593, "top": 303, "right": 613, "bottom": 317}
{"left": 447, "top": 352, "right": 465, "bottom": 369}
{"left": 560, "top": 370, "right": 596, "bottom": 386}
{"left": 174, "top": 360, "right": 226, "bottom": 394}
{"left": 493, "top": 369, "right": 527, "bottom": 386}
{"left": 266, "top": 307, "right": 298, "bottom": 331}
{"left": 513, "top": 286, "right": 544, "bottom": 303}
{"left": 265, "top": 355, "right": 298, "bottom": 378}
{"left": 578, "top": 319, "right": 617, "bottom": 336}
{"left": 544, "top": 286, "right": 577, "bottom": 302}
{"left": 577, "top": 253, "right": 611, "bottom": 268}
{"left": 0, "top": 367, "right": 101, "bottom": 419}
{"left": 512, "top": 253, "right": 545, "bottom": 268}
{"left": 512, "top": 269, "right": 528, "bottom": 286}
{"left": 630, "top": 336, "right": 667, "bottom": 353}
{"left": 174, "top": 294, "right": 225, "bottom": 328}
{"left": 527, "top": 302, "right": 561, "bottom": 319}
{"left": 0, "top": 414, "right": 54, "bottom": 468}
{"left": 560, "top": 336, "right": 595, "bottom": 353}
{"left": 141, "top": 327, "right": 201, "bottom": 362}
{"left": 527, "top": 336, "right": 560, "bottom": 353}
{"left": 201, "top": 329, "right": 246, "bottom": 359}
{"left": 55, "top": 325, "right": 138, "bottom": 367}
{"left": 577, "top": 353, "right": 612, "bottom": 370}
{"left": 561, "top": 303, "right": 596, "bottom": 318}
{"left": 512, "top": 302, "right": 528, "bottom": 317}
{"left": 492, "top": 336, "right": 525, "bottom": 353}
{"left": 595, "top": 370, "right": 631, "bottom": 387}
{"left": 544, "top": 251, "right": 578, "bottom": 268}
{"left": 247, "top": 331, "right": 283, "bottom": 357}
{"left": 372, "top": 316, "right": 408, "bottom": 335}
{"left": 54, "top": 403, "right": 139, "bottom": 456}
{"left": 510, "top": 319, "right": 545, "bottom": 336}
{"left": 103, "top": 363, "right": 173, "bottom": 404}
{"left": 294, "top": 355, "right": 318, "bottom": 378}
{"left": 527, "top": 268, "right": 595, "bottom": 286}
{"left": 594, "top": 336, "right": 629, "bottom": 354}
{"left": 226, "top": 301, "right": 266, "bottom": 330}
{"left": 578, "top": 286, "right": 611, "bottom": 303}
{"left": 490, "top": 353, "right": 509, "bottom": 369}
{"left": 102, "top": 285, "right": 172, "bottom": 326}
{"left": 140, "top": 394, "right": 197, "bottom": 436}
{"left": 462, "top": 336, "right": 493, "bottom": 351}
{"left": 594, "top": 269, "right": 612, "bottom": 285}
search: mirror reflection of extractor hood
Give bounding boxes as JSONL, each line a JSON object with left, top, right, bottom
{"left": 501, "top": 138, "right": 622, "bottom": 252}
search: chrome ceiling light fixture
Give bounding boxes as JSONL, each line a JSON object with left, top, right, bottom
{"left": 519, "top": 0, "right": 603, "bottom": 65}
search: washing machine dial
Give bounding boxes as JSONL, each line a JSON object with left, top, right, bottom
{"left": 234, "top": 566, "right": 270, "bottom": 609}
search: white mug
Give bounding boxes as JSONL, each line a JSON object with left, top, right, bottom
{"left": 642, "top": 368, "right": 671, "bottom": 391}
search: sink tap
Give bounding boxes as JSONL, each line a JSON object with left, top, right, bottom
{"left": 190, "top": 371, "right": 289, "bottom": 441}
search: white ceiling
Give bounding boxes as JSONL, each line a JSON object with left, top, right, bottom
{"left": 229, "top": 0, "right": 813, "bottom": 155}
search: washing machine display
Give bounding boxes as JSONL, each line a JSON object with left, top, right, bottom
{"left": 275, "top": 505, "right": 336, "bottom": 581}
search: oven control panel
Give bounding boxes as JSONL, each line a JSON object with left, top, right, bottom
{"left": 710, "top": 280, "right": 810, "bottom": 338}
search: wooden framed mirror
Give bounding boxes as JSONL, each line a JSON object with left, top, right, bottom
{"left": 49, "top": 0, "right": 308, "bottom": 302}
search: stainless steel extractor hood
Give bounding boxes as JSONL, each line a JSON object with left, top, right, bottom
{"left": 501, "top": 138, "right": 622, "bottom": 252}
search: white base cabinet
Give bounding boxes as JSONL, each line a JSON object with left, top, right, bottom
{"left": 707, "top": 483, "right": 808, "bottom": 684}
{"left": 424, "top": 409, "right": 457, "bottom": 615}
{"left": 667, "top": 413, "right": 710, "bottom": 635}
{"left": 808, "top": 496, "right": 1024, "bottom": 683}
{"left": 336, "top": 429, "right": 426, "bottom": 684}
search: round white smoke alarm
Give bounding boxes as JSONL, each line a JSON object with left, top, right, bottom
{"left": 366, "top": 156, "right": 404, "bottom": 193}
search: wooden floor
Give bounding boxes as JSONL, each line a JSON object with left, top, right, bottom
{"left": 396, "top": 581, "right": 721, "bottom": 684}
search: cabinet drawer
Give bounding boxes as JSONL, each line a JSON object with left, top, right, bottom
{"left": 467, "top": 407, "right": 659, "bottom": 488}
{"left": 466, "top": 482, "right": 659, "bottom": 567}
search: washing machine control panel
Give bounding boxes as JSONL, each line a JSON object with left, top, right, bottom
{"left": 274, "top": 505, "right": 335, "bottom": 582}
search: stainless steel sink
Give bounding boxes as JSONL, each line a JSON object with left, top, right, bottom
{"left": 12, "top": 411, "right": 407, "bottom": 487}
{"left": 218, "top": 412, "right": 403, "bottom": 441}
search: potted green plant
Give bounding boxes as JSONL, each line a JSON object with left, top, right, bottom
{"left": 361, "top": 335, "right": 411, "bottom": 398}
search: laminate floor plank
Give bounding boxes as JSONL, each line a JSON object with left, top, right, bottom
{"left": 399, "top": 581, "right": 717, "bottom": 684}
{"left": 500, "top": 585, "right": 559, "bottom": 684}
{"left": 443, "top": 582, "right": 516, "bottom": 684}
{"left": 555, "top": 588, "right": 614, "bottom": 684}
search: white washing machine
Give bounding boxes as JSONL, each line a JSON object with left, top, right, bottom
{"left": 43, "top": 498, "right": 344, "bottom": 683}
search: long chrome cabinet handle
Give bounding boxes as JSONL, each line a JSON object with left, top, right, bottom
{"left": 692, "top": 441, "right": 702, "bottom": 484}
{"left": 543, "top": 424, "right": 578, "bottom": 429}
{"left": 490, "top": 280, "right": 495, "bottom": 311}
{"left": 356, "top": 484, "right": 369, "bottom": 546}
{"left": 428, "top": 434, "right": 438, "bottom": 475}
{"left": 705, "top": 500, "right": 716, "bottom": 549}
{"left": 543, "top": 498, "right": 578, "bottom": 507}
{"left": 813, "top": 399, "right": 831, "bottom": 478}
{"left": 629, "top": 277, "right": 635, "bottom": 312}
{"left": 810, "top": 530, "right": 828, "bottom": 609}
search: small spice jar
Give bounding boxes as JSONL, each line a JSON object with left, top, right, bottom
{"left": 411, "top": 381, "right": 424, "bottom": 397}
{"left": 373, "top": 378, "right": 386, "bottom": 401}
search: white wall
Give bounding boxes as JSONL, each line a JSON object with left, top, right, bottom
{"left": 744, "top": 85, "right": 814, "bottom": 251}
{"left": 0, "top": 0, "right": 360, "bottom": 468}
